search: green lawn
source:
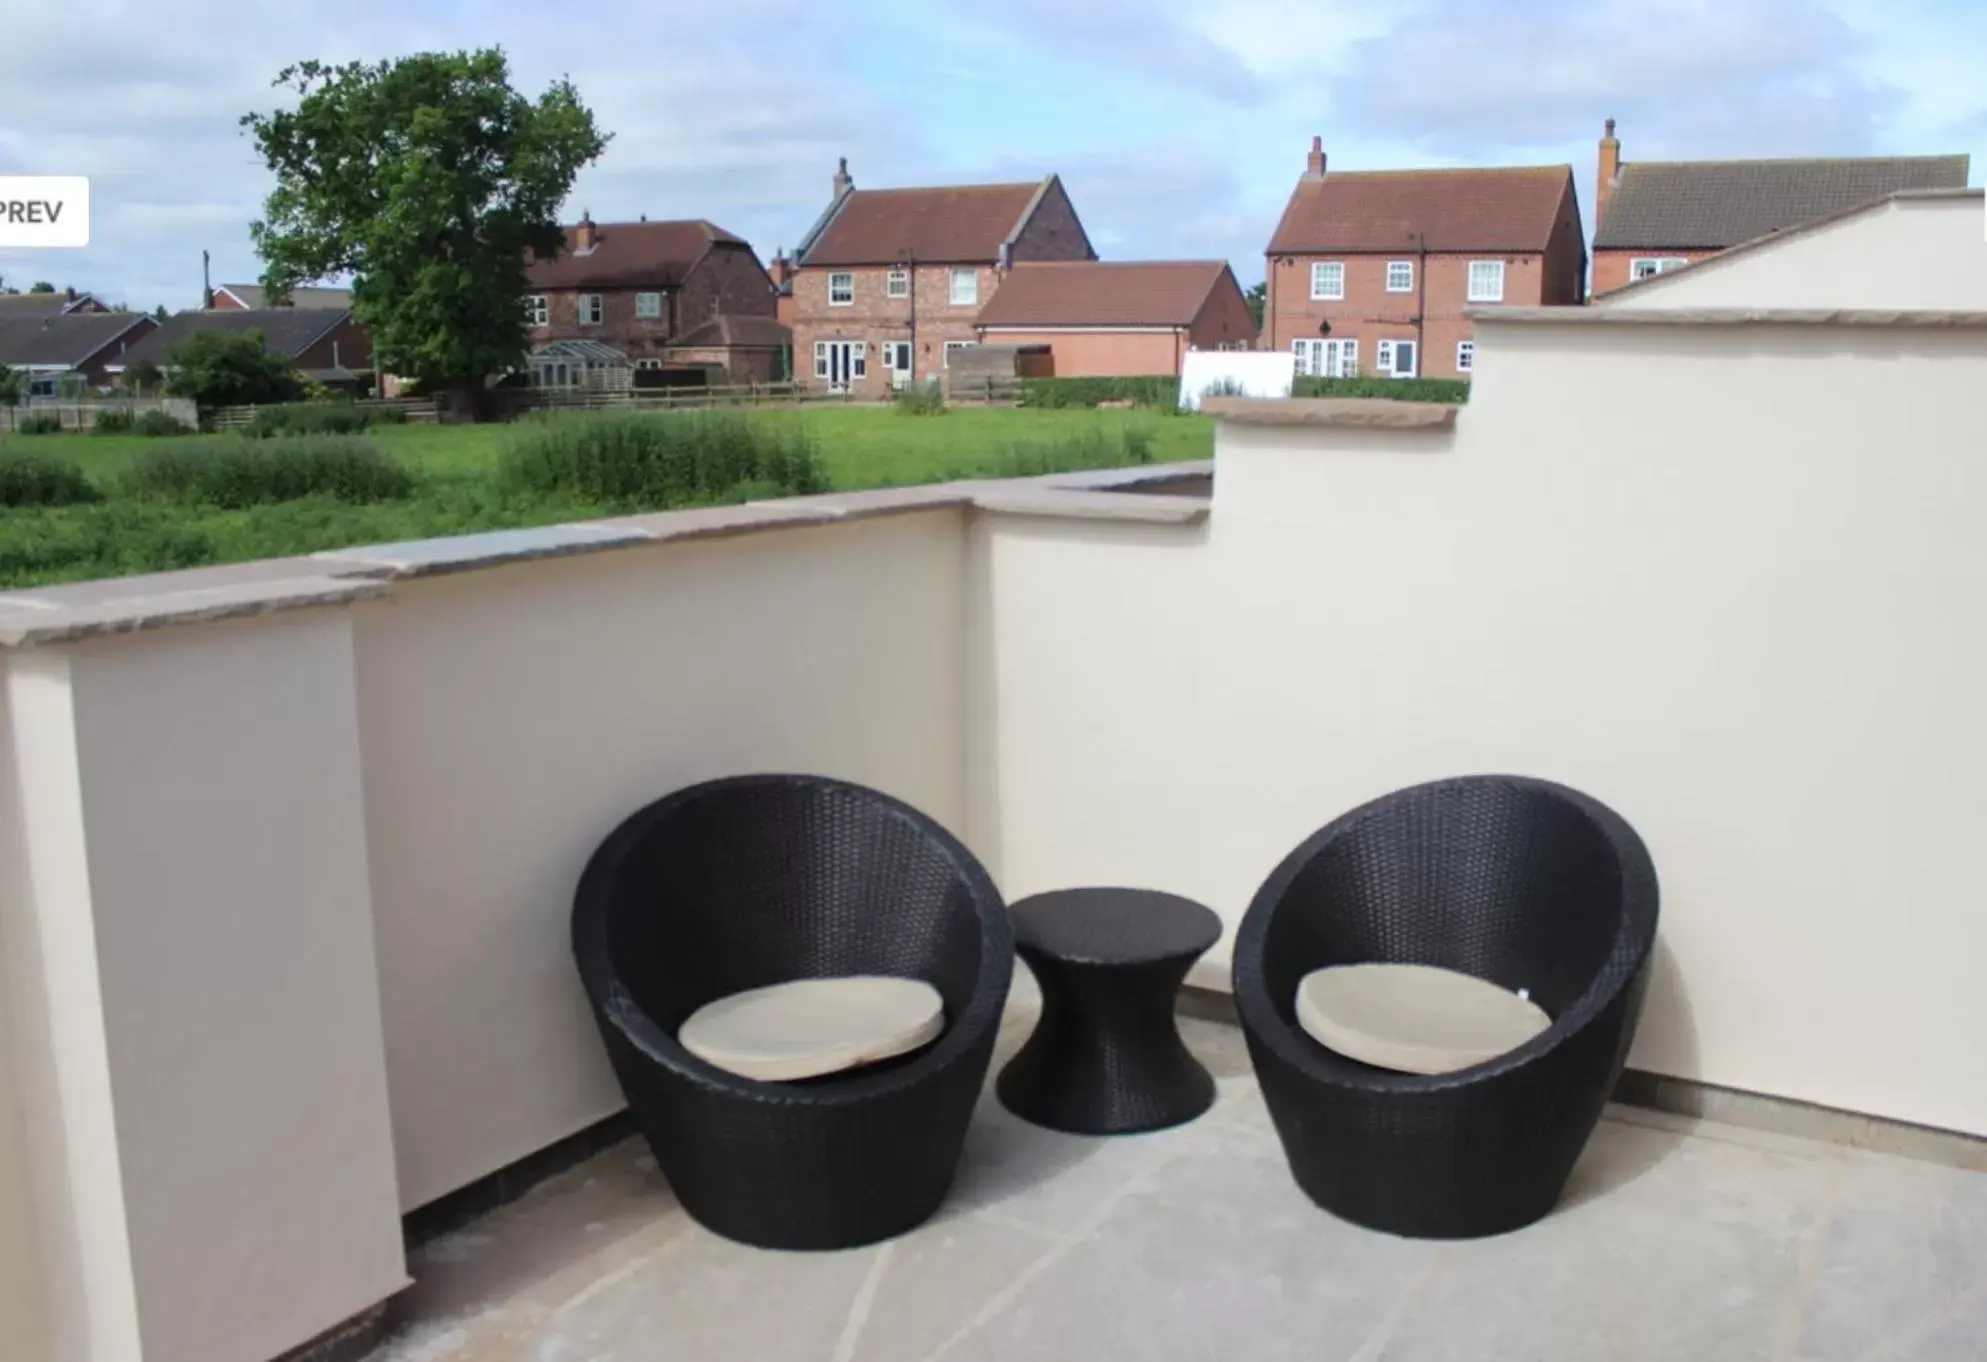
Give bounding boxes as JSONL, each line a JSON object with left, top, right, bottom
{"left": 0, "top": 407, "right": 1211, "bottom": 589}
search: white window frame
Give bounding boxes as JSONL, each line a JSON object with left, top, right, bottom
{"left": 887, "top": 267, "right": 910, "bottom": 299}
{"left": 1386, "top": 261, "right": 1414, "bottom": 293}
{"left": 1456, "top": 340, "right": 1474, "bottom": 373}
{"left": 633, "top": 357, "right": 664, "bottom": 371}
{"left": 813, "top": 341, "right": 830, "bottom": 379}
{"left": 524, "top": 294, "right": 548, "bottom": 327}
{"left": 1291, "top": 337, "right": 1358, "bottom": 378}
{"left": 1310, "top": 261, "right": 1344, "bottom": 301}
{"left": 851, "top": 344, "right": 867, "bottom": 379}
{"left": 882, "top": 340, "right": 913, "bottom": 369}
{"left": 1630, "top": 256, "right": 1690, "bottom": 281}
{"left": 1376, "top": 338, "right": 1417, "bottom": 378}
{"left": 635, "top": 291, "right": 662, "bottom": 319}
{"left": 944, "top": 339, "right": 976, "bottom": 368}
{"left": 1466, "top": 260, "right": 1505, "bottom": 304}
{"left": 829, "top": 272, "right": 855, "bottom": 306}
{"left": 579, "top": 293, "right": 603, "bottom": 326}
{"left": 949, "top": 269, "right": 978, "bottom": 307}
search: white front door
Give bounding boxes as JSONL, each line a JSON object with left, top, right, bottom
{"left": 814, "top": 340, "right": 866, "bottom": 391}
{"left": 1293, "top": 338, "right": 1359, "bottom": 378}
{"left": 883, "top": 341, "right": 913, "bottom": 389}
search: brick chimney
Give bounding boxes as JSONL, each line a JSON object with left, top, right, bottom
{"left": 575, "top": 210, "right": 597, "bottom": 253}
{"left": 833, "top": 157, "right": 854, "bottom": 199}
{"left": 1597, "top": 118, "right": 1621, "bottom": 231}
{"left": 1306, "top": 135, "right": 1327, "bottom": 179}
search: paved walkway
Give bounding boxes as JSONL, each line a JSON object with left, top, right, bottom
{"left": 367, "top": 1009, "right": 1987, "bottom": 1362}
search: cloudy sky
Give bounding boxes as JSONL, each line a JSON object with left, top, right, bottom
{"left": 2, "top": 0, "right": 1982, "bottom": 310}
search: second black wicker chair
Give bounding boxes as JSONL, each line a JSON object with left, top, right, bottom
{"left": 1234, "top": 775, "right": 1659, "bottom": 1239}
{"left": 572, "top": 774, "right": 1012, "bottom": 1250}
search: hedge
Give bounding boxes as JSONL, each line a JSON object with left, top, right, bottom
{"left": 1293, "top": 376, "right": 1470, "bottom": 403}
{"left": 1015, "top": 376, "right": 1178, "bottom": 409}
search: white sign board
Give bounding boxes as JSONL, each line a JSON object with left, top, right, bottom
{"left": 1177, "top": 349, "right": 1296, "bottom": 411}
{"left": 0, "top": 177, "right": 90, "bottom": 248}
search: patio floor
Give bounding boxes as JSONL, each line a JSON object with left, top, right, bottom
{"left": 364, "top": 1001, "right": 1987, "bottom": 1362}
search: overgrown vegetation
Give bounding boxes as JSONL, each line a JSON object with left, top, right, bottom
{"left": 500, "top": 411, "right": 828, "bottom": 505}
{"left": 121, "top": 434, "right": 416, "bottom": 508}
{"left": 91, "top": 409, "right": 137, "bottom": 435}
{"left": 957, "top": 425, "right": 1157, "bottom": 480}
{"left": 14, "top": 414, "right": 62, "bottom": 436}
{"left": 244, "top": 402, "right": 408, "bottom": 438}
{"left": 894, "top": 380, "right": 946, "bottom": 416}
{"left": 0, "top": 452, "right": 102, "bottom": 507}
{"left": 133, "top": 410, "right": 195, "bottom": 437}
{"left": 165, "top": 330, "right": 308, "bottom": 408}
{"left": 1293, "top": 376, "right": 1470, "bottom": 403}
{"left": 1016, "top": 375, "right": 1179, "bottom": 410}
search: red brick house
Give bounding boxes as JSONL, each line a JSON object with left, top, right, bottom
{"left": 1591, "top": 120, "right": 1970, "bottom": 297}
{"left": 1265, "top": 137, "right": 1585, "bottom": 381}
{"left": 108, "top": 308, "right": 374, "bottom": 389}
{"left": 972, "top": 260, "right": 1254, "bottom": 376}
{"left": 0, "top": 311, "right": 156, "bottom": 392}
{"left": 522, "top": 216, "right": 782, "bottom": 383}
{"left": 791, "top": 159, "right": 1095, "bottom": 395}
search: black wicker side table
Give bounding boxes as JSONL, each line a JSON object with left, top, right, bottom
{"left": 997, "top": 888, "right": 1223, "bottom": 1134}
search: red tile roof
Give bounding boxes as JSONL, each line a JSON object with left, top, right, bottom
{"left": 1269, "top": 166, "right": 1574, "bottom": 255}
{"left": 801, "top": 182, "right": 1046, "bottom": 267}
{"left": 525, "top": 220, "right": 747, "bottom": 290}
{"left": 975, "top": 260, "right": 1235, "bottom": 328}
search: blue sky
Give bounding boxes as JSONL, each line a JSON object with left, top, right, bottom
{"left": 2, "top": 0, "right": 1982, "bottom": 310}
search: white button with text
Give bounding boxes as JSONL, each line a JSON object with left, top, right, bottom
{"left": 0, "top": 177, "right": 91, "bottom": 247}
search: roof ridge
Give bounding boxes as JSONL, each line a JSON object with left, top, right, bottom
{"left": 1309, "top": 164, "right": 1572, "bottom": 179}
{"left": 1624, "top": 153, "right": 1969, "bottom": 170}
{"left": 847, "top": 180, "right": 1043, "bottom": 197}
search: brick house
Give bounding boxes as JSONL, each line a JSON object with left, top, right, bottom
{"left": 1591, "top": 120, "right": 1970, "bottom": 297}
{"left": 109, "top": 308, "right": 374, "bottom": 389}
{"left": 972, "top": 260, "right": 1255, "bottom": 376}
{"left": 1265, "top": 137, "right": 1585, "bottom": 381}
{"left": 521, "top": 216, "right": 779, "bottom": 383}
{"left": 791, "top": 159, "right": 1095, "bottom": 396}
{"left": 0, "top": 311, "right": 156, "bottom": 393}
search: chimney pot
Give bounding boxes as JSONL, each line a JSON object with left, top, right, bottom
{"left": 833, "top": 157, "right": 854, "bottom": 199}
{"left": 1596, "top": 119, "right": 1622, "bottom": 232}
{"left": 576, "top": 211, "right": 597, "bottom": 252}
{"left": 1306, "top": 135, "right": 1327, "bottom": 178}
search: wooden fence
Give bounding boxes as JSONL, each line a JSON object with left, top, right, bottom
{"left": 1, "top": 397, "right": 200, "bottom": 433}
{"left": 207, "top": 396, "right": 441, "bottom": 431}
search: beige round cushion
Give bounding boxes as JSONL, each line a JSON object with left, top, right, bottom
{"left": 678, "top": 976, "right": 945, "bottom": 1082}
{"left": 1295, "top": 963, "right": 1551, "bottom": 1076}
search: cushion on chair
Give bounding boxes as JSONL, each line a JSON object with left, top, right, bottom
{"left": 1294, "top": 963, "right": 1550, "bottom": 1076}
{"left": 678, "top": 976, "right": 945, "bottom": 1082}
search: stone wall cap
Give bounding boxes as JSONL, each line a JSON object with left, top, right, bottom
{"left": 0, "top": 574, "right": 392, "bottom": 648}
{"left": 1201, "top": 398, "right": 1458, "bottom": 430}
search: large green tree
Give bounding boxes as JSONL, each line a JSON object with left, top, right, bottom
{"left": 242, "top": 50, "right": 607, "bottom": 394}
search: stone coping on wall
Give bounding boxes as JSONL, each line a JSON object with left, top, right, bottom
{"left": 1200, "top": 397, "right": 1459, "bottom": 430}
{"left": 0, "top": 462, "right": 1213, "bottom": 650}
{"left": 1468, "top": 307, "right": 1987, "bottom": 327}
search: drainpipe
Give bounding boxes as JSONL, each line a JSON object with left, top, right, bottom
{"left": 1413, "top": 232, "right": 1428, "bottom": 377}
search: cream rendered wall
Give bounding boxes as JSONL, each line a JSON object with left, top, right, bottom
{"left": 356, "top": 511, "right": 969, "bottom": 1210}
{"left": 59, "top": 614, "right": 405, "bottom": 1362}
{"left": 975, "top": 320, "right": 1987, "bottom": 1138}
{"left": 1601, "top": 195, "right": 1987, "bottom": 311}
{"left": 0, "top": 663, "right": 56, "bottom": 1362}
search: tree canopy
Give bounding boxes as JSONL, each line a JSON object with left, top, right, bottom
{"left": 164, "top": 331, "right": 306, "bottom": 408}
{"left": 242, "top": 49, "right": 607, "bottom": 393}
{"left": 27, "top": 281, "right": 55, "bottom": 294}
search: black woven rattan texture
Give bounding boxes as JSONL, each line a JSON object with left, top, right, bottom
{"left": 998, "top": 888, "right": 1222, "bottom": 1134}
{"left": 572, "top": 775, "right": 1013, "bottom": 1249}
{"left": 1232, "top": 776, "right": 1659, "bottom": 1239}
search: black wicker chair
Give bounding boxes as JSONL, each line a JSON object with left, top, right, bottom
{"left": 572, "top": 774, "right": 1012, "bottom": 1249}
{"left": 1234, "top": 775, "right": 1658, "bottom": 1239}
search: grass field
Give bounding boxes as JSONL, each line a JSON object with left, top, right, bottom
{"left": 0, "top": 407, "right": 1212, "bottom": 589}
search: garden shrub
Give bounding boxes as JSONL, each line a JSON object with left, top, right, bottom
{"left": 132, "top": 410, "right": 195, "bottom": 437}
{"left": 244, "top": 402, "right": 403, "bottom": 437}
{"left": 895, "top": 380, "right": 946, "bottom": 416}
{"left": 15, "top": 413, "right": 63, "bottom": 435}
{"left": 0, "top": 452, "right": 102, "bottom": 506}
{"left": 121, "top": 434, "right": 415, "bottom": 508}
{"left": 92, "top": 409, "right": 136, "bottom": 435}
{"left": 499, "top": 411, "right": 828, "bottom": 505}
{"left": 1015, "top": 376, "right": 1178, "bottom": 410}
{"left": 1292, "top": 375, "right": 1469, "bottom": 403}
